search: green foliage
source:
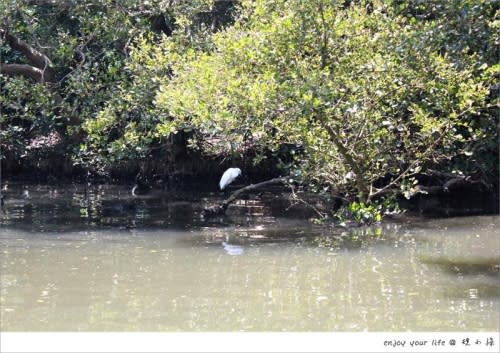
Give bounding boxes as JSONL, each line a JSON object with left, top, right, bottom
{"left": 335, "top": 197, "right": 401, "bottom": 226}
{"left": 74, "top": 1, "right": 222, "bottom": 171}
{"left": 1, "top": 0, "right": 142, "bottom": 165}
{"left": 0, "top": 76, "right": 61, "bottom": 161}
{"left": 388, "top": 0, "right": 499, "bottom": 184}
{"left": 1, "top": 0, "right": 497, "bottom": 220}
{"left": 0, "top": 0, "right": 218, "bottom": 171}
{"left": 154, "top": 0, "right": 492, "bottom": 203}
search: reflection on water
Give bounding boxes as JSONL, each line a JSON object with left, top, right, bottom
{"left": 0, "top": 183, "right": 498, "bottom": 331}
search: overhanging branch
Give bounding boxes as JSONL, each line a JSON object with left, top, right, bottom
{"left": 0, "top": 28, "right": 55, "bottom": 82}
{"left": 0, "top": 63, "right": 46, "bottom": 82}
{"left": 202, "top": 177, "right": 288, "bottom": 217}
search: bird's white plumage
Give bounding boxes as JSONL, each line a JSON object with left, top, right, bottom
{"left": 219, "top": 167, "right": 241, "bottom": 190}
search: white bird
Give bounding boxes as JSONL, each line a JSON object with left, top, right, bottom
{"left": 219, "top": 167, "right": 241, "bottom": 190}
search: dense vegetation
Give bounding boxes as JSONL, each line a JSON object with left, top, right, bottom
{"left": 1, "top": 0, "right": 498, "bottom": 219}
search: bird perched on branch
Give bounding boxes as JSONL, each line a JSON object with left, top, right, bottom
{"left": 219, "top": 167, "right": 241, "bottom": 190}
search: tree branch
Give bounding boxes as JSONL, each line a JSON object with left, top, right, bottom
{"left": 288, "top": 184, "right": 328, "bottom": 220}
{"left": 0, "top": 28, "right": 54, "bottom": 82}
{"left": 323, "top": 124, "right": 369, "bottom": 196}
{"left": 222, "top": 177, "right": 287, "bottom": 209}
{"left": 26, "top": 0, "right": 68, "bottom": 5}
{"left": 317, "top": 2, "right": 328, "bottom": 70}
{"left": 0, "top": 63, "right": 46, "bottom": 82}
{"left": 202, "top": 177, "right": 288, "bottom": 217}
{"left": 309, "top": 92, "right": 370, "bottom": 197}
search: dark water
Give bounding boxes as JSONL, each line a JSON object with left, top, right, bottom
{"left": 0, "top": 183, "right": 498, "bottom": 331}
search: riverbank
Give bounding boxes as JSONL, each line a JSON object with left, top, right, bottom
{"left": 0, "top": 180, "right": 497, "bottom": 234}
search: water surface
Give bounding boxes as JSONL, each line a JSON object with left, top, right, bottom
{"left": 0, "top": 183, "right": 498, "bottom": 331}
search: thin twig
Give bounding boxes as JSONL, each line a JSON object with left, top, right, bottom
{"left": 288, "top": 184, "right": 328, "bottom": 220}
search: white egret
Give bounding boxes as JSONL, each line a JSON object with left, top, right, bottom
{"left": 219, "top": 167, "right": 241, "bottom": 190}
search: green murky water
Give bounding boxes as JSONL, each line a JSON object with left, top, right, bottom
{"left": 0, "top": 183, "right": 498, "bottom": 331}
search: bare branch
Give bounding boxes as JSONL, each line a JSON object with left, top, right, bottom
{"left": 202, "top": 177, "right": 288, "bottom": 217}
{"left": 288, "top": 184, "right": 328, "bottom": 220}
{"left": 0, "top": 63, "right": 46, "bottom": 82}
{"left": 0, "top": 29, "right": 51, "bottom": 69}
{"left": 222, "top": 177, "right": 288, "bottom": 209}
{"left": 323, "top": 124, "right": 369, "bottom": 195}
{"left": 26, "top": 0, "right": 68, "bottom": 5}
{"left": 0, "top": 29, "right": 55, "bottom": 82}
